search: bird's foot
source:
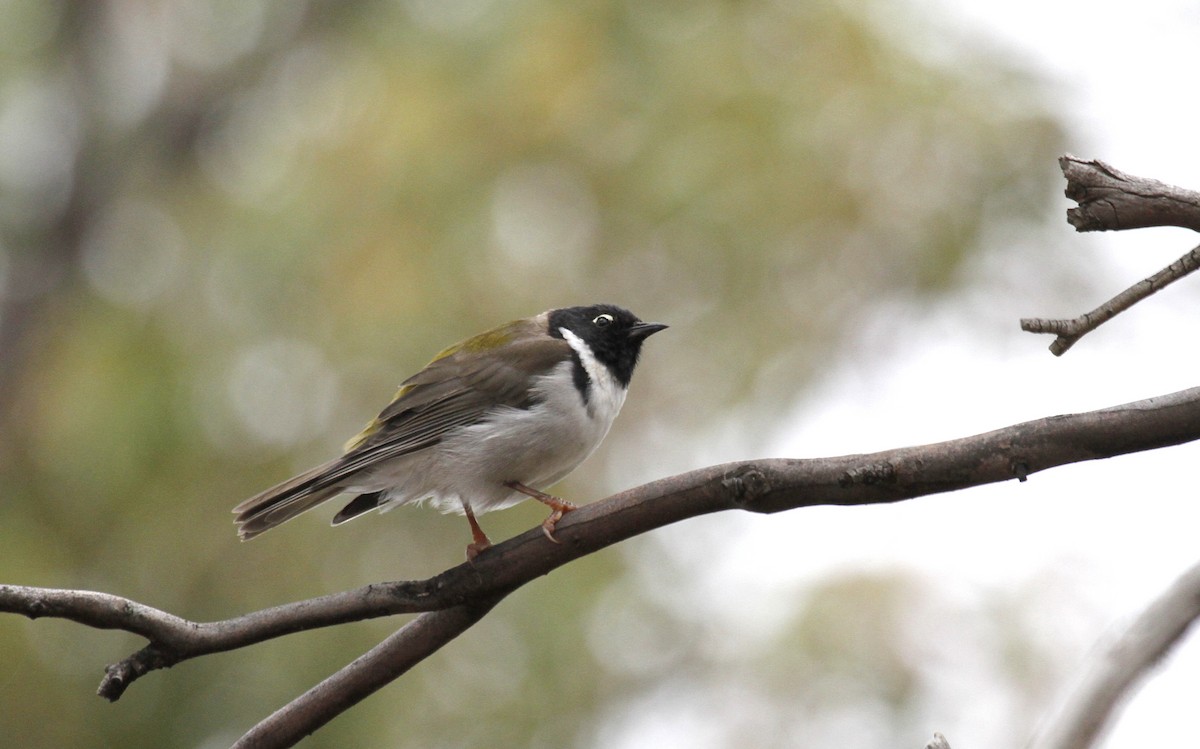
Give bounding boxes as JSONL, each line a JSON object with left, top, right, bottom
{"left": 505, "top": 481, "right": 577, "bottom": 544}
{"left": 466, "top": 538, "right": 492, "bottom": 561}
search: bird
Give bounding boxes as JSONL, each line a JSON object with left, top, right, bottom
{"left": 232, "top": 303, "right": 666, "bottom": 559}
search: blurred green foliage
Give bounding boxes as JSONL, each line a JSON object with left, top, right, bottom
{"left": 0, "top": 0, "right": 1069, "bottom": 746}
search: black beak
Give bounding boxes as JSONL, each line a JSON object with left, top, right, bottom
{"left": 627, "top": 321, "right": 668, "bottom": 342}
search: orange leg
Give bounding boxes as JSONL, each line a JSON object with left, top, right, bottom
{"left": 505, "top": 481, "right": 577, "bottom": 544}
{"left": 463, "top": 503, "right": 492, "bottom": 561}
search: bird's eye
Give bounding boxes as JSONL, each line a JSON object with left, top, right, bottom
{"left": 592, "top": 313, "right": 614, "bottom": 327}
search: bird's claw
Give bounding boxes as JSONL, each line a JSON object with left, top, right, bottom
{"left": 540, "top": 509, "right": 567, "bottom": 544}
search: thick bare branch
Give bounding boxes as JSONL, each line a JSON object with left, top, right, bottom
{"left": 1029, "top": 558, "right": 1200, "bottom": 749}
{"left": 1059, "top": 156, "right": 1200, "bottom": 233}
{"left": 1021, "top": 157, "right": 1200, "bottom": 354}
{"left": 5, "top": 385, "right": 1200, "bottom": 717}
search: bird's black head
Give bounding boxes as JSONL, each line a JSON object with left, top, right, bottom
{"left": 548, "top": 304, "right": 667, "bottom": 388}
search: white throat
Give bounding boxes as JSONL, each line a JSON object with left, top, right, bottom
{"left": 559, "top": 327, "right": 628, "bottom": 423}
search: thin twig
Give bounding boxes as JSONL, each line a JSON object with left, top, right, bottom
{"left": 1020, "top": 243, "right": 1200, "bottom": 355}
{"left": 1028, "top": 559, "right": 1200, "bottom": 749}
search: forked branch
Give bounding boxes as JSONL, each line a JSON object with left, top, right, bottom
{"left": 4, "top": 386, "right": 1200, "bottom": 746}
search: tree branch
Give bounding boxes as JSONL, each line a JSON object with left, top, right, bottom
{"left": 1020, "top": 157, "right": 1200, "bottom": 355}
{"left": 1020, "top": 243, "right": 1200, "bottom": 355}
{"left": 4, "top": 386, "right": 1200, "bottom": 744}
{"left": 232, "top": 597, "right": 504, "bottom": 749}
{"left": 1057, "top": 156, "right": 1200, "bottom": 233}
{"left": 1028, "top": 558, "right": 1200, "bottom": 749}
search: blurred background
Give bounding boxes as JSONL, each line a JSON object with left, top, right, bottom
{"left": 1, "top": 0, "right": 1197, "bottom": 747}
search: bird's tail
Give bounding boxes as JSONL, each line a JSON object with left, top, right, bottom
{"left": 233, "top": 458, "right": 346, "bottom": 540}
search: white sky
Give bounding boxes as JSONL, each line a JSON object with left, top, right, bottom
{"left": 666, "top": 2, "right": 1200, "bottom": 748}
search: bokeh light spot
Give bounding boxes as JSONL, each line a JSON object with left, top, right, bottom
{"left": 227, "top": 338, "right": 339, "bottom": 448}
{"left": 490, "top": 162, "right": 598, "bottom": 273}
{"left": 81, "top": 198, "right": 184, "bottom": 310}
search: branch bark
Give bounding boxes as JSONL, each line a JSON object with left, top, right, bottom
{"left": 1058, "top": 156, "right": 1200, "bottom": 233}
{"left": 232, "top": 597, "right": 504, "bottom": 749}
{"left": 1021, "top": 156, "right": 1200, "bottom": 355}
{"left": 4, "top": 386, "right": 1200, "bottom": 745}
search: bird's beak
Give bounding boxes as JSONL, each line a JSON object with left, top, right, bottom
{"left": 627, "top": 321, "right": 668, "bottom": 341}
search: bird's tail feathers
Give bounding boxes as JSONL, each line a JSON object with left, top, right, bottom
{"left": 233, "top": 459, "right": 346, "bottom": 540}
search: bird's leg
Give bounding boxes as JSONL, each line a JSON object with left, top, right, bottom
{"left": 505, "top": 481, "right": 577, "bottom": 544}
{"left": 463, "top": 502, "right": 492, "bottom": 561}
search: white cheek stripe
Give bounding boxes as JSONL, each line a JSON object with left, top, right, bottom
{"left": 559, "top": 327, "right": 623, "bottom": 415}
{"left": 559, "top": 328, "right": 602, "bottom": 386}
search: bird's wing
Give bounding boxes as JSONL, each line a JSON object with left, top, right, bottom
{"left": 339, "top": 323, "right": 571, "bottom": 468}
{"left": 233, "top": 317, "right": 569, "bottom": 536}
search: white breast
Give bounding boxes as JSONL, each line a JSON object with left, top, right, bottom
{"left": 352, "top": 329, "right": 629, "bottom": 517}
